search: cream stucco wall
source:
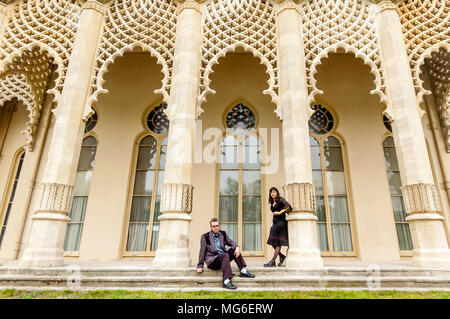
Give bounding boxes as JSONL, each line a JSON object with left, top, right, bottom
{"left": 1, "top": 52, "right": 448, "bottom": 265}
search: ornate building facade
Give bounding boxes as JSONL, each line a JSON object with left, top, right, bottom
{"left": 0, "top": 0, "right": 449, "bottom": 269}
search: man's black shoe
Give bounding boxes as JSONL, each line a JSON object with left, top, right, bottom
{"left": 263, "top": 260, "right": 276, "bottom": 267}
{"left": 239, "top": 271, "right": 255, "bottom": 278}
{"left": 223, "top": 281, "right": 237, "bottom": 290}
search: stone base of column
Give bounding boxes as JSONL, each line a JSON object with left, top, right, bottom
{"left": 152, "top": 213, "right": 192, "bottom": 269}
{"left": 17, "top": 212, "right": 70, "bottom": 268}
{"left": 285, "top": 213, "right": 323, "bottom": 269}
{"left": 406, "top": 213, "right": 450, "bottom": 269}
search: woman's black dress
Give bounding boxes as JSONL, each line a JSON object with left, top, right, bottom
{"left": 267, "top": 197, "right": 290, "bottom": 246}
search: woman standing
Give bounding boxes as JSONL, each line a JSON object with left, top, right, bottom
{"left": 264, "top": 187, "right": 291, "bottom": 267}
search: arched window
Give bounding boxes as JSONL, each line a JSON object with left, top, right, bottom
{"left": 219, "top": 103, "right": 262, "bottom": 253}
{"left": 309, "top": 104, "right": 354, "bottom": 255}
{"left": 382, "top": 136, "right": 413, "bottom": 251}
{"left": 0, "top": 149, "right": 25, "bottom": 248}
{"left": 64, "top": 136, "right": 98, "bottom": 251}
{"left": 125, "top": 103, "right": 168, "bottom": 253}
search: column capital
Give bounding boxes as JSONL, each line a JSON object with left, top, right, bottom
{"left": 175, "top": 0, "right": 202, "bottom": 15}
{"left": 282, "top": 182, "right": 316, "bottom": 213}
{"left": 35, "top": 183, "right": 74, "bottom": 215}
{"left": 369, "top": 0, "right": 399, "bottom": 15}
{"left": 275, "top": 0, "right": 301, "bottom": 16}
{"left": 402, "top": 183, "right": 442, "bottom": 215}
{"left": 82, "top": 0, "right": 108, "bottom": 15}
{"left": 160, "top": 183, "right": 194, "bottom": 214}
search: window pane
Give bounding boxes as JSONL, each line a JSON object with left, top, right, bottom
{"left": 323, "top": 146, "right": 344, "bottom": 170}
{"left": 130, "top": 197, "right": 151, "bottom": 222}
{"left": 140, "top": 135, "right": 157, "bottom": 146}
{"left": 219, "top": 171, "right": 238, "bottom": 195}
{"left": 243, "top": 223, "right": 262, "bottom": 251}
{"left": 243, "top": 196, "right": 261, "bottom": 222}
{"left": 383, "top": 147, "right": 399, "bottom": 171}
{"left": 310, "top": 146, "right": 321, "bottom": 170}
{"left": 324, "top": 136, "right": 340, "bottom": 146}
{"left": 133, "top": 171, "right": 155, "bottom": 195}
{"left": 387, "top": 171, "right": 402, "bottom": 195}
{"left": 82, "top": 136, "right": 97, "bottom": 146}
{"left": 159, "top": 145, "right": 167, "bottom": 169}
{"left": 329, "top": 196, "right": 350, "bottom": 222}
{"left": 69, "top": 197, "right": 88, "bottom": 223}
{"left": 74, "top": 171, "right": 92, "bottom": 196}
{"left": 156, "top": 171, "right": 164, "bottom": 196}
{"left": 383, "top": 136, "right": 395, "bottom": 147}
{"left": 315, "top": 196, "right": 326, "bottom": 222}
{"left": 153, "top": 196, "right": 162, "bottom": 222}
{"left": 242, "top": 171, "right": 260, "bottom": 195}
{"left": 221, "top": 145, "right": 238, "bottom": 169}
{"left": 309, "top": 136, "right": 319, "bottom": 146}
{"left": 243, "top": 145, "right": 260, "bottom": 169}
{"left": 77, "top": 146, "right": 97, "bottom": 171}
{"left": 221, "top": 223, "right": 238, "bottom": 243}
{"left": 137, "top": 146, "right": 157, "bottom": 170}
{"left": 219, "top": 196, "right": 238, "bottom": 222}
{"left": 325, "top": 171, "right": 347, "bottom": 195}
{"left": 317, "top": 223, "right": 329, "bottom": 251}
{"left": 331, "top": 224, "right": 353, "bottom": 252}
{"left": 150, "top": 224, "right": 159, "bottom": 251}
{"left": 396, "top": 223, "right": 413, "bottom": 251}
{"left": 64, "top": 224, "right": 83, "bottom": 251}
{"left": 312, "top": 171, "right": 324, "bottom": 196}
{"left": 126, "top": 223, "right": 148, "bottom": 251}
{"left": 392, "top": 196, "right": 407, "bottom": 222}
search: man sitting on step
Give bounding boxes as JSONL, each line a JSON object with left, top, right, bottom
{"left": 197, "top": 218, "right": 255, "bottom": 289}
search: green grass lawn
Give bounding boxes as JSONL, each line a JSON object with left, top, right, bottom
{"left": 0, "top": 289, "right": 449, "bottom": 299}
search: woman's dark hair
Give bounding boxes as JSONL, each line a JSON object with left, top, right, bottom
{"left": 268, "top": 187, "right": 280, "bottom": 205}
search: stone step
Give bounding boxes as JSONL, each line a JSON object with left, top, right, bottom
{"left": 0, "top": 266, "right": 448, "bottom": 279}
{"left": 0, "top": 273, "right": 449, "bottom": 290}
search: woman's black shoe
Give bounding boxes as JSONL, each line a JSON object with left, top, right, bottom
{"left": 278, "top": 253, "right": 286, "bottom": 266}
{"left": 263, "top": 260, "right": 276, "bottom": 267}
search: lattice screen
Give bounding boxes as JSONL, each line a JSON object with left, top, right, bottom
{"left": 0, "top": 0, "right": 80, "bottom": 150}
{"left": 199, "top": 0, "right": 279, "bottom": 117}
{"left": 299, "top": 0, "right": 388, "bottom": 111}
{"left": 398, "top": 0, "right": 449, "bottom": 105}
{"left": 88, "top": 0, "right": 177, "bottom": 117}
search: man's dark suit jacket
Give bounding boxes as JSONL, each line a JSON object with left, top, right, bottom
{"left": 197, "top": 230, "right": 238, "bottom": 269}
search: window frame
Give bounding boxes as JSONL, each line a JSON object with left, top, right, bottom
{"left": 0, "top": 147, "right": 25, "bottom": 249}
{"left": 310, "top": 130, "right": 357, "bottom": 257}
{"left": 63, "top": 133, "right": 99, "bottom": 256}
{"left": 122, "top": 103, "right": 169, "bottom": 257}
{"left": 215, "top": 102, "right": 266, "bottom": 257}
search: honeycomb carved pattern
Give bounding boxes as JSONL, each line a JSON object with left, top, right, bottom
{"left": 87, "top": 0, "right": 177, "bottom": 119}
{"left": 199, "top": 0, "right": 279, "bottom": 117}
{"left": 424, "top": 48, "right": 450, "bottom": 152}
{"left": 0, "top": 47, "right": 53, "bottom": 151}
{"left": 299, "top": 0, "right": 389, "bottom": 112}
{"left": 398, "top": 0, "right": 450, "bottom": 106}
{"left": 0, "top": 0, "right": 81, "bottom": 107}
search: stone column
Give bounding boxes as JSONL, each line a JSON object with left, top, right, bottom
{"left": 152, "top": 0, "right": 202, "bottom": 268}
{"left": 276, "top": 0, "right": 323, "bottom": 269}
{"left": 372, "top": 1, "right": 450, "bottom": 268}
{"left": 17, "top": 0, "right": 106, "bottom": 268}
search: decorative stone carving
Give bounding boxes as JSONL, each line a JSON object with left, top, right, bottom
{"left": 402, "top": 183, "right": 442, "bottom": 215}
{"left": 35, "top": 183, "right": 74, "bottom": 215}
{"left": 0, "top": 47, "right": 54, "bottom": 151}
{"left": 199, "top": 0, "right": 279, "bottom": 117}
{"left": 0, "top": 0, "right": 81, "bottom": 105}
{"left": 397, "top": 0, "right": 449, "bottom": 106}
{"left": 87, "top": 0, "right": 177, "bottom": 119}
{"left": 83, "top": 0, "right": 108, "bottom": 14}
{"left": 299, "top": 0, "right": 389, "bottom": 110}
{"left": 275, "top": 0, "right": 300, "bottom": 15}
{"left": 175, "top": 0, "right": 201, "bottom": 15}
{"left": 282, "top": 182, "right": 316, "bottom": 213}
{"left": 160, "top": 183, "right": 194, "bottom": 214}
